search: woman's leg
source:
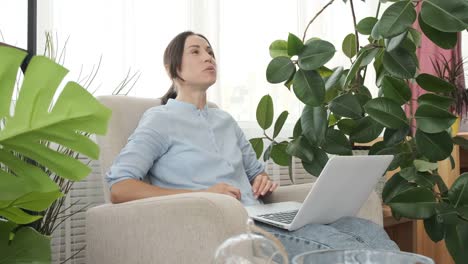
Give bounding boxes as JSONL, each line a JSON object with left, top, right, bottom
{"left": 329, "top": 217, "right": 399, "bottom": 250}
{"left": 255, "top": 217, "right": 398, "bottom": 262}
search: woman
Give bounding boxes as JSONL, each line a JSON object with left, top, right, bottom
{"left": 106, "top": 31, "right": 398, "bottom": 260}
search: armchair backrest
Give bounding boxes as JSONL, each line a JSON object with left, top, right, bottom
{"left": 96, "top": 95, "right": 217, "bottom": 203}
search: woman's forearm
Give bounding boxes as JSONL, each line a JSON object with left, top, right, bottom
{"left": 110, "top": 179, "right": 195, "bottom": 203}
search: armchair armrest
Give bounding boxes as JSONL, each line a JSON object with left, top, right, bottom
{"left": 86, "top": 192, "right": 249, "bottom": 264}
{"left": 262, "top": 183, "right": 383, "bottom": 226}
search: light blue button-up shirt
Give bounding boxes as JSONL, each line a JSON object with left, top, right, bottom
{"left": 106, "top": 98, "right": 265, "bottom": 205}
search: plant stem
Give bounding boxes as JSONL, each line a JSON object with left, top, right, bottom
{"left": 375, "top": 2, "right": 381, "bottom": 18}
{"left": 263, "top": 131, "right": 275, "bottom": 143}
{"left": 60, "top": 244, "right": 86, "bottom": 264}
{"left": 302, "top": 0, "right": 336, "bottom": 43}
{"left": 349, "top": 0, "right": 360, "bottom": 55}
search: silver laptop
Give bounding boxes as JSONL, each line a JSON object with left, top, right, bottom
{"left": 245, "top": 155, "right": 393, "bottom": 231}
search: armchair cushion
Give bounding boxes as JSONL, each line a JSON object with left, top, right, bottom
{"left": 86, "top": 192, "right": 248, "bottom": 264}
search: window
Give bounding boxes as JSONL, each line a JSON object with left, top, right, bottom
{"left": 0, "top": 0, "right": 27, "bottom": 49}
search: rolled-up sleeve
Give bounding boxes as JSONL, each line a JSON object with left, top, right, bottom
{"left": 105, "top": 112, "right": 170, "bottom": 189}
{"left": 234, "top": 123, "right": 265, "bottom": 182}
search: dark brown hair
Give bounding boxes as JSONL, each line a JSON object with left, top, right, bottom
{"left": 161, "top": 31, "right": 214, "bottom": 105}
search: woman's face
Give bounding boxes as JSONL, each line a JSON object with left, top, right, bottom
{"left": 177, "top": 35, "right": 217, "bottom": 89}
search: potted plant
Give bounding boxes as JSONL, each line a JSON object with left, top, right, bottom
{"left": 0, "top": 45, "right": 111, "bottom": 262}
{"left": 249, "top": 0, "right": 468, "bottom": 263}
{"left": 431, "top": 54, "right": 468, "bottom": 134}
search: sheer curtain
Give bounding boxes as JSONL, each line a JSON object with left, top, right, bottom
{"left": 0, "top": 0, "right": 27, "bottom": 49}
{"left": 35, "top": 0, "right": 392, "bottom": 138}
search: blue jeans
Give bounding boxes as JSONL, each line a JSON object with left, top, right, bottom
{"left": 255, "top": 217, "right": 399, "bottom": 262}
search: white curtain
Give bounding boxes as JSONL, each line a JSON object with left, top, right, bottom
{"left": 33, "top": 0, "right": 395, "bottom": 138}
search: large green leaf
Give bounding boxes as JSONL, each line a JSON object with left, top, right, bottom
{"left": 286, "top": 136, "right": 314, "bottom": 163}
{"left": 269, "top": 40, "right": 289, "bottom": 58}
{"left": 302, "top": 147, "right": 329, "bottom": 176}
{"left": 317, "top": 66, "right": 334, "bottom": 78}
{"left": 360, "top": 48, "right": 381, "bottom": 67}
{"left": 385, "top": 31, "right": 407, "bottom": 52}
{"left": 383, "top": 126, "right": 410, "bottom": 146}
{"left": 329, "top": 94, "right": 363, "bottom": 119}
{"left": 273, "top": 111, "right": 289, "bottom": 138}
{"left": 416, "top": 73, "right": 456, "bottom": 93}
{"left": 271, "top": 141, "right": 290, "bottom": 166}
{"left": 387, "top": 186, "right": 437, "bottom": 219}
{"left": 382, "top": 47, "right": 417, "bottom": 79}
{"left": 342, "top": 34, "right": 357, "bottom": 59}
{"left": 375, "top": 1, "right": 416, "bottom": 38}
{"left": 414, "top": 160, "right": 439, "bottom": 172}
{"left": 415, "top": 103, "right": 456, "bottom": 133}
{"left": 0, "top": 149, "right": 61, "bottom": 212}
{"left": 357, "top": 17, "right": 378, "bottom": 35}
{"left": 325, "top": 66, "right": 344, "bottom": 90}
{"left": 415, "top": 130, "right": 453, "bottom": 162}
{"left": 421, "top": 0, "right": 468, "bottom": 32}
{"left": 249, "top": 138, "right": 264, "bottom": 159}
{"left": 343, "top": 48, "right": 367, "bottom": 88}
{"left": 256, "top": 95, "right": 274, "bottom": 130}
{"left": 0, "top": 52, "right": 111, "bottom": 180}
{"left": 322, "top": 129, "right": 352, "bottom": 155}
{"left": 449, "top": 173, "right": 468, "bottom": 207}
{"left": 349, "top": 116, "right": 384, "bottom": 143}
{"left": 382, "top": 173, "right": 413, "bottom": 203}
{"left": 399, "top": 166, "right": 436, "bottom": 188}
{"left": 374, "top": 143, "right": 413, "bottom": 171}
{"left": 424, "top": 214, "right": 445, "bottom": 242}
{"left": 355, "top": 93, "right": 372, "bottom": 109}
{"left": 0, "top": 47, "right": 111, "bottom": 224}
{"left": 381, "top": 75, "right": 411, "bottom": 105}
{"left": 417, "top": 93, "right": 454, "bottom": 110}
{"left": 407, "top": 28, "right": 422, "bottom": 48}
{"left": 0, "top": 207, "right": 42, "bottom": 225}
{"left": 400, "top": 35, "right": 418, "bottom": 54}
{"left": 418, "top": 14, "right": 458, "bottom": 50}
{"left": 0, "top": 48, "right": 26, "bottom": 119}
{"left": 445, "top": 223, "right": 468, "bottom": 264}
{"left": 293, "top": 69, "right": 325, "bottom": 106}
{"left": 298, "top": 40, "right": 335, "bottom": 70}
{"left": 301, "top": 105, "right": 327, "bottom": 146}
{"left": 364, "top": 98, "right": 409, "bottom": 129}
{"left": 337, "top": 119, "right": 358, "bottom": 135}
{"left": 0, "top": 226, "right": 51, "bottom": 264}
{"left": 293, "top": 118, "right": 302, "bottom": 138}
{"left": 266, "top": 57, "right": 296, "bottom": 84}
{"left": 435, "top": 203, "right": 459, "bottom": 225}
{"left": 287, "top": 33, "right": 304, "bottom": 56}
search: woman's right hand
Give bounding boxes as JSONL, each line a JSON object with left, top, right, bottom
{"left": 205, "top": 183, "right": 241, "bottom": 200}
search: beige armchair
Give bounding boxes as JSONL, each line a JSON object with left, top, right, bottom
{"left": 85, "top": 95, "right": 384, "bottom": 264}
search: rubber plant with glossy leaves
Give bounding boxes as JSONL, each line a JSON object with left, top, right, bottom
{"left": 249, "top": 0, "right": 468, "bottom": 263}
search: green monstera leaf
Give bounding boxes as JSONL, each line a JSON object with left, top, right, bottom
{"left": 0, "top": 46, "right": 111, "bottom": 225}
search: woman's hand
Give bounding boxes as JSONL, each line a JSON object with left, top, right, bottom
{"left": 205, "top": 183, "right": 241, "bottom": 200}
{"left": 251, "top": 173, "right": 278, "bottom": 199}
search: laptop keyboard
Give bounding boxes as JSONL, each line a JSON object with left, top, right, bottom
{"left": 258, "top": 210, "right": 298, "bottom": 224}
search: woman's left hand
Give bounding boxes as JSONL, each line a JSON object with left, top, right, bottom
{"left": 251, "top": 173, "right": 278, "bottom": 199}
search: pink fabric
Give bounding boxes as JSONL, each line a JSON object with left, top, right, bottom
{"left": 405, "top": 5, "right": 465, "bottom": 132}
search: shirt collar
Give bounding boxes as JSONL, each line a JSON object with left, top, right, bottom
{"left": 166, "top": 98, "right": 209, "bottom": 112}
